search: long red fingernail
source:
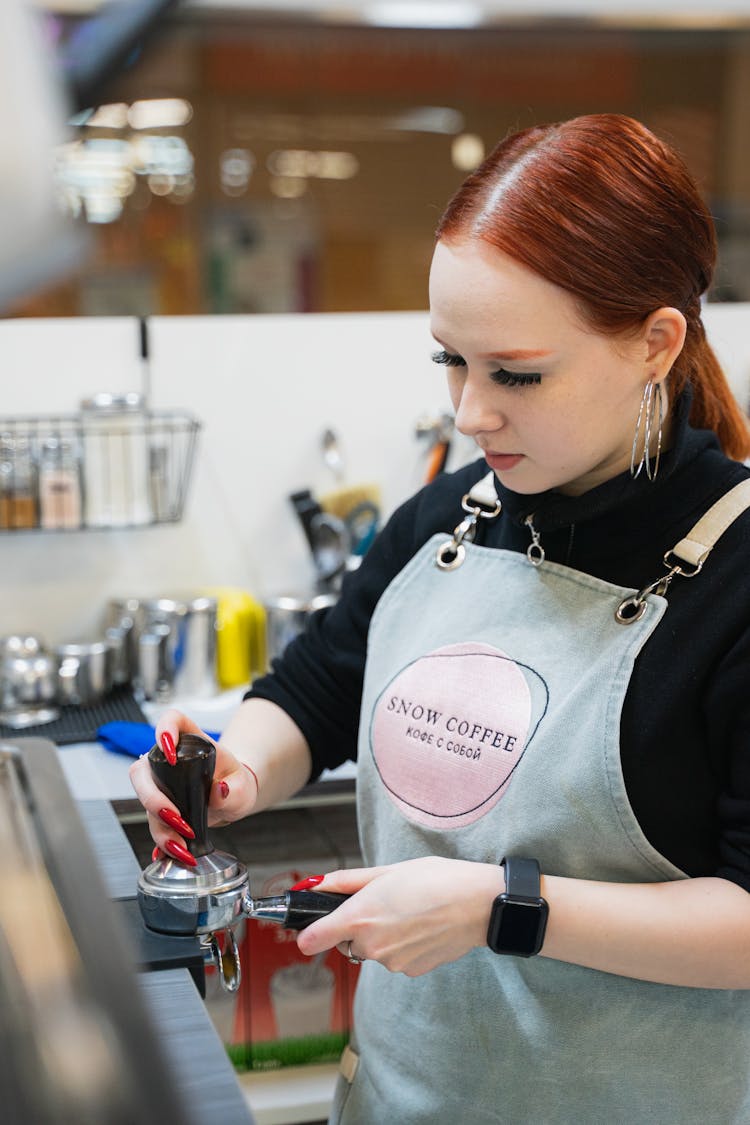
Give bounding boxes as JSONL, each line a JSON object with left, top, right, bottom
{"left": 161, "top": 731, "right": 177, "bottom": 765}
{"left": 158, "top": 807, "right": 195, "bottom": 839}
{"left": 151, "top": 846, "right": 162, "bottom": 862}
{"left": 218, "top": 780, "right": 229, "bottom": 799}
{"left": 290, "top": 875, "right": 324, "bottom": 891}
{"left": 164, "top": 839, "right": 197, "bottom": 867}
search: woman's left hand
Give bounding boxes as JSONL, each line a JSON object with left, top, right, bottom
{"left": 296, "top": 856, "right": 502, "bottom": 977}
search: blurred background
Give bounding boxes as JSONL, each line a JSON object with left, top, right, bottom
{"left": 15, "top": 0, "right": 750, "bottom": 319}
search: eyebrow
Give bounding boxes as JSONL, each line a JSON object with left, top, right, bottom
{"left": 431, "top": 334, "right": 551, "bottom": 362}
{"left": 480, "top": 349, "right": 551, "bottom": 361}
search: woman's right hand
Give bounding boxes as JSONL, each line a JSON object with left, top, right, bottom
{"left": 128, "top": 708, "right": 261, "bottom": 863}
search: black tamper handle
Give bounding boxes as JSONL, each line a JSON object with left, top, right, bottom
{"left": 247, "top": 889, "right": 351, "bottom": 928}
{"left": 283, "top": 890, "right": 351, "bottom": 930}
{"left": 148, "top": 733, "right": 216, "bottom": 858}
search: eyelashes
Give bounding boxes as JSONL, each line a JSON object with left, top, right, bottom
{"left": 431, "top": 348, "right": 465, "bottom": 368}
{"left": 431, "top": 349, "right": 542, "bottom": 387}
{"left": 491, "top": 371, "right": 542, "bottom": 387}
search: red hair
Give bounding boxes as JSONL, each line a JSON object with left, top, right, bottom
{"left": 436, "top": 114, "right": 750, "bottom": 461}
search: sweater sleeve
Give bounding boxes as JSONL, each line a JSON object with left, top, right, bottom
{"left": 247, "top": 461, "right": 486, "bottom": 779}
{"left": 706, "top": 626, "right": 750, "bottom": 893}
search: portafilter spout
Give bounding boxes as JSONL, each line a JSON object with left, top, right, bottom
{"left": 136, "top": 733, "right": 350, "bottom": 993}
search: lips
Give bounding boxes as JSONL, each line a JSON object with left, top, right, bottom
{"left": 485, "top": 452, "right": 524, "bottom": 472}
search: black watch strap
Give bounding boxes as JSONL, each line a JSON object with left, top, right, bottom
{"left": 501, "top": 855, "right": 541, "bottom": 898}
{"left": 487, "top": 855, "right": 548, "bottom": 956}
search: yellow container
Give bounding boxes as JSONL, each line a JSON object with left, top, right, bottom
{"left": 203, "top": 587, "right": 267, "bottom": 689}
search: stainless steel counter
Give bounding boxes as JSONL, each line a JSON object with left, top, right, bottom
{"left": 0, "top": 737, "right": 254, "bottom": 1125}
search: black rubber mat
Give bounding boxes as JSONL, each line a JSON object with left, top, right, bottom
{"left": 0, "top": 685, "right": 149, "bottom": 744}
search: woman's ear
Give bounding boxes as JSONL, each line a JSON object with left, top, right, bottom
{"left": 643, "top": 307, "right": 687, "bottom": 380}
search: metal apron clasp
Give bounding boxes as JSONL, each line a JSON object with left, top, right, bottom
{"left": 436, "top": 482, "right": 502, "bottom": 571}
{"left": 615, "top": 552, "right": 704, "bottom": 624}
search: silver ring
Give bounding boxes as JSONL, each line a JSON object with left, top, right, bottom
{"left": 347, "top": 939, "right": 363, "bottom": 965}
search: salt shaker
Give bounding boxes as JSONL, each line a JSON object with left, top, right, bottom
{"left": 39, "top": 435, "right": 82, "bottom": 530}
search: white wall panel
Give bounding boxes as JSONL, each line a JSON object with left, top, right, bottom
{"left": 1, "top": 304, "right": 748, "bottom": 643}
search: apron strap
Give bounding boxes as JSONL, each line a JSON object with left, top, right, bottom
{"left": 617, "top": 477, "right": 750, "bottom": 624}
{"left": 670, "top": 479, "right": 750, "bottom": 568}
{"left": 467, "top": 471, "right": 500, "bottom": 510}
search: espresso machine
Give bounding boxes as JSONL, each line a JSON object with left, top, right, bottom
{"left": 137, "top": 734, "right": 348, "bottom": 990}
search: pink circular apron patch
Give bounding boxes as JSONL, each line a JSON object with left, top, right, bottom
{"left": 370, "top": 641, "right": 537, "bottom": 829}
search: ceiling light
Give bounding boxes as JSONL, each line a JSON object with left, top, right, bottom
{"left": 267, "top": 149, "right": 359, "bottom": 179}
{"left": 220, "top": 147, "right": 255, "bottom": 195}
{"left": 83, "top": 103, "right": 129, "bottom": 129}
{"left": 452, "top": 133, "right": 485, "bottom": 171}
{"left": 128, "top": 99, "right": 193, "bottom": 130}
{"left": 269, "top": 177, "right": 308, "bottom": 199}
{"left": 363, "top": 2, "right": 483, "bottom": 28}
{"left": 387, "top": 107, "right": 464, "bottom": 135}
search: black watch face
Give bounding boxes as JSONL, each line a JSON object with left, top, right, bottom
{"left": 495, "top": 900, "right": 544, "bottom": 953}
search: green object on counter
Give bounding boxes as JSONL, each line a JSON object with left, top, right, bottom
{"left": 228, "top": 1031, "right": 349, "bottom": 1071}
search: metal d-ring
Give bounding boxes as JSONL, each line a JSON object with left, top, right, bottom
{"left": 207, "top": 927, "right": 242, "bottom": 993}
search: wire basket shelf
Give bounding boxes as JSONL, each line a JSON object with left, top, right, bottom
{"left": 0, "top": 411, "right": 201, "bottom": 532}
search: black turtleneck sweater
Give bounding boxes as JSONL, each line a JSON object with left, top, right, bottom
{"left": 249, "top": 394, "right": 750, "bottom": 891}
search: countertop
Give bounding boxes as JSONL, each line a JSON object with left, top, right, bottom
{"left": 62, "top": 698, "right": 353, "bottom": 1125}
{"left": 56, "top": 686, "right": 356, "bottom": 804}
{"left": 76, "top": 796, "right": 254, "bottom": 1124}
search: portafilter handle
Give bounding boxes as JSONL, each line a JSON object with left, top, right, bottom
{"left": 148, "top": 732, "right": 216, "bottom": 859}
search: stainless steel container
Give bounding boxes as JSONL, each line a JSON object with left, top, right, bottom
{"left": 136, "top": 623, "right": 173, "bottom": 702}
{"left": 138, "top": 595, "right": 218, "bottom": 700}
{"left": 53, "top": 640, "right": 114, "bottom": 706}
{"left": 264, "top": 592, "right": 337, "bottom": 665}
{"left": 0, "top": 635, "right": 60, "bottom": 727}
{"left": 105, "top": 596, "right": 144, "bottom": 683}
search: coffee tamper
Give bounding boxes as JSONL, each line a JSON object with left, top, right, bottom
{"left": 137, "top": 733, "right": 348, "bottom": 991}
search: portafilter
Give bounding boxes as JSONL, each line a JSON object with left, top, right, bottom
{"left": 136, "top": 733, "right": 348, "bottom": 991}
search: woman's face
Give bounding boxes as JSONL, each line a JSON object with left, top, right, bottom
{"left": 429, "top": 239, "right": 666, "bottom": 497}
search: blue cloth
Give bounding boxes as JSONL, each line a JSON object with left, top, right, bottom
{"left": 97, "top": 721, "right": 221, "bottom": 758}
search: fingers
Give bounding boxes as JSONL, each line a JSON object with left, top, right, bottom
{"left": 155, "top": 709, "right": 218, "bottom": 766}
{"left": 157, "top": 807, "right": 195, "bottom": 838}
{"left": 297, "top": 857, "right": 496, "bottom": 976}
{"left": 130, "top": 710, "right": 261, "bottom": 864}
{"left": 314, "top": 867, "right": 387, "bottom": 895}
{"left": 129, "top": 737, "right": 199, "bottom": 859}
{"left": 206, "top": 750, "right": 261, "bottom": 827}
{"left": 296, "top": 867, "right": 383, "bottom": 959}
{"left": 160, "top": 730, "right": 177, "bottom": 765}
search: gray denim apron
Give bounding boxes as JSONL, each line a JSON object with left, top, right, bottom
{"left": 330, "top": 481, "right": 750, "bottom": 1125}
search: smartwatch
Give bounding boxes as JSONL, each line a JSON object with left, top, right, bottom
{"left": 486, "top": 856, "right": 549, "bottom": 957}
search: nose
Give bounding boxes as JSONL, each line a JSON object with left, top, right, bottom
{"left": 452, "top": 371, "right": 505, "bottom": 438}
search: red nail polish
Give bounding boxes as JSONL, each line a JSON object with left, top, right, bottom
{"left": 158, "top": 807, "right": 195, "bottom": 839}
{"left": 218, "top": 780, "right": 229, "bottom": 799}
{"left": 161, "top": 731, "right": 177, "bottom": 765}
{"left": 151, "top": 846, "right": 162, "bottom": 862}
{"left": 164, "top": 839, "right": 197, "bottom": 867}
{"left": 290, "top": 875, "right": 325, "bottom": 891}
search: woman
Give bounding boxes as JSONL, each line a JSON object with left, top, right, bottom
{"left": 130, "top": 115, "right": 750, "bottom": 1123}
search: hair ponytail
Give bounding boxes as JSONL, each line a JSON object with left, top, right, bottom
{"left": 437, "top": 114, "right": 750, "bottom": 461}
{"left": 675, "top": 314, "right": 750, "bottom": 461}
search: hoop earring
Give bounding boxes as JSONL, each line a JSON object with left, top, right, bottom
{"left": 630, "top": 379, "right": 664, "bottom": 482}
